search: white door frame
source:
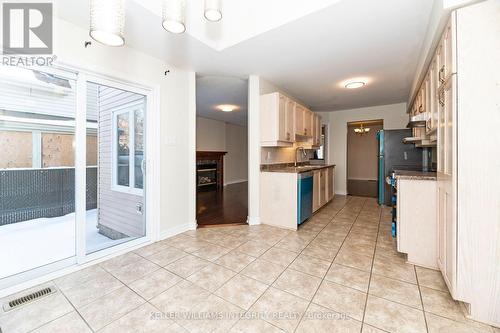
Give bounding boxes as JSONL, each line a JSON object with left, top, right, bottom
{"left": 189, "top": 74, "right": 260, "bottom": 227}
{"left": 81, "top": 72, "right": 160, "bottom": 263}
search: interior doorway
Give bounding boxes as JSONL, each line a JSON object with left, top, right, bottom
{"left": 195, "top": 75, "right": 248, "bottom": 227}
{"left": 346, "top": 119, "right": 383, "bottom": 197}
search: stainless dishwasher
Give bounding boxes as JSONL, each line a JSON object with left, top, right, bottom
{"left": 297, "top": 172, "right": 313, "bottom": 225}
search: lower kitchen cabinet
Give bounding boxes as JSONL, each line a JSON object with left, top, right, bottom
{"left": 260, "top": 166, "right": 335, "bottom": 230}
{"left": 313, "top": 166, "right": 335, "bottom": 213}
{"left": 396, "top": 177, "right": 438, "bottom": 269}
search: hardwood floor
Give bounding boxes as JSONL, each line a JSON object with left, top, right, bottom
{"left": 196, "top": 181, "right": 248, "bottom": 227}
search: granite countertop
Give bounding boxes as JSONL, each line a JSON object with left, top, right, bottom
{"left": 261, "top": 163, "right": 336, "bottom": 173}
{"left": 394, "top": 170, "right": 437, "bottom": 180}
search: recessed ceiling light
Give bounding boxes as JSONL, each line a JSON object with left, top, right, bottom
{"left": 217, "top": 104, "right": 238, "bottom": 112}
{"left": 339, "top": 77, "right": 371, "bottom": 89}
{"left": 345, "top": 81, "right": 366, "bottom": 89}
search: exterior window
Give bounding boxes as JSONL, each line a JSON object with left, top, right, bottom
{"left": 134, "top": 109, "right": 144, "bottom": 189}
{"left": 313, "top": 125, "right": 327, "bottom": 161}
{"left": 113, "top": 105, "right": 144, "bottom": 194}
{"left": 116, "top": 111, "right": 130, "bottom": 186}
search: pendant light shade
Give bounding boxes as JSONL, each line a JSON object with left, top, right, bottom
{"left": 204, "top": 0, "right": 222, "bottom": 22}
{"left": 162, "top": 0, "right": 186, "bottom": 34}
{"left": 89, "top": 0, "right": 125, "bottom": 47}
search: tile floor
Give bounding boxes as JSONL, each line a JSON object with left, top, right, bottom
{"left": 0, "top": 196, "right": 497, "bottom": 333}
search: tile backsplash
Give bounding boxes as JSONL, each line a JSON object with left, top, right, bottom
{"left": 261, "top": 147, "right": 315, "bottom": 165}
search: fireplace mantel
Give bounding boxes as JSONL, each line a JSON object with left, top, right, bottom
{"left": 196, "top": 151, "right": 227, "bottom": 159}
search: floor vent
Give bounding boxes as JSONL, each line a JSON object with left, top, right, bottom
{"left": 3, "top": 286, "right": 56, "bottom": 312}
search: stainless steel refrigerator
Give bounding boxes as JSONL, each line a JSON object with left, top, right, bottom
{"left": 377, "top": 129, "right": 423, "bottom": 206}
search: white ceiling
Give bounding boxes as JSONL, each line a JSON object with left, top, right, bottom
{"left": 55, "top": 0, "right": 434, "bottom": 111}
{"left": 136, "top": 0, "right": 343, "bottom": 51}
{"left": 196, "top": 76, "right": 248, "bottom": 126}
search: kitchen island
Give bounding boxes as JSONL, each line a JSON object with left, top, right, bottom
{"left": 260, "top": 164, "right": 335, "bottom": 230}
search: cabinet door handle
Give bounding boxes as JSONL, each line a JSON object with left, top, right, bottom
{"left": 438, "top": 90, "right": 445, "bottom": 107}
{"left": 439, "top": 66, "right": 445, "bottom": 84}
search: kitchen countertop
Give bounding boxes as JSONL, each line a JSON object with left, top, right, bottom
{"left": 393, "top": 170, "right": 437, "bottom": 180}
{"left": 261, "top": 163, "right": 336, "bottom": 173}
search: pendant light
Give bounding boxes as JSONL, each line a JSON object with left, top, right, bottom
{"left": 204, "top": 0, "right": 222, "bottom": 22}
{"left": 89, "top": 0, "right": 125, "bottom": 47}
{"left": 162, "top": 0, "right": 186, "bottom": 34}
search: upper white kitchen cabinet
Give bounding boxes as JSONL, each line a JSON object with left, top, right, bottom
{"left": 260, "top": 93, "right": 295, "bottom": 147}
{"left": 311, "top": 113, "right": 321, "bottom": 148}
{"left": 294, "top": 103, "right": 313, "bottom": 138}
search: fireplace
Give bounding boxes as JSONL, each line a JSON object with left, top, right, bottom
{"left": 196, "top": 151, "right": 226, "bottom": 191}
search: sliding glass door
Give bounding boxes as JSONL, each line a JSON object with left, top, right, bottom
{"left": 0, "top": 65, "right": 149, "bottom": 284}
{"left": 0, "top": 66, "right": 78, "bottom": 280}
{"left": 85, "top": 81, "right": 147, "bottom": 254}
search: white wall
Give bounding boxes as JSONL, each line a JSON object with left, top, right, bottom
{"left": 318, "top": 103, "right": 408, "bottom": 195}
{"left": 53, "top": 16, "right": 195, "bottom": 238}
{"left": 196, "top": 116, "right": 248, "bottom": 185}
{"left": 196, "top": 117, "right": 226, "bottom": 151}
{"left": 248, "top": 75, "right": 261, "bottom": 225}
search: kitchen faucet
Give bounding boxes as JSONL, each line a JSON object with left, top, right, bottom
{"left": 295, "top": 146, "right": 307, "bottom": 167}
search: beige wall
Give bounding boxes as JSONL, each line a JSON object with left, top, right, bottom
{"left": 225, "top": 123, "right": 248, "bottom": 184}
{"left": 318, "top": 103, "right": 408, "bottom": 194}
{"left": 347, "top": 123, "right": 383, "bottom": 181}
{"left": 196, "top": 116, "right": 248, "bottom": 185}
{"left": 196, "top": 117, "right": 226, "bottom": 151}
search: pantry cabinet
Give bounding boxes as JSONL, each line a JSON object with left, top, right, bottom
{"left": 410, "top": 2, "right": 500, "bottom": 326}
{"left": 426, "top": 57, "right": 438, "bottom": 134}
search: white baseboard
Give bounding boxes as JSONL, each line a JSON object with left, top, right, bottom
{"left": 159, "top": 221, "right": 197, "bottom": 240}
{"left": 335, "top": 191, "right": 347, "bottom": 195}
{"left": 247, "top": 216, "right": 261, "bottom": 226}
{"left": 224, "top": 179, "right": 248, "bottom": 186}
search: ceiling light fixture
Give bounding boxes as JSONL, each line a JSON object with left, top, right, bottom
{"left": 345, "top": 81, "right": 366, "bottom": 89}
{"left": 162, "top": 0, "right": 186, "bottom": 34}
{"left": 217, "top": 104, "right": 237, "bottom": 112}
{"left": 89, "top": 0, "right": 125, "bottom": 47}
{"left": 204, "top": 0, "right": 222, "bottom": 22}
